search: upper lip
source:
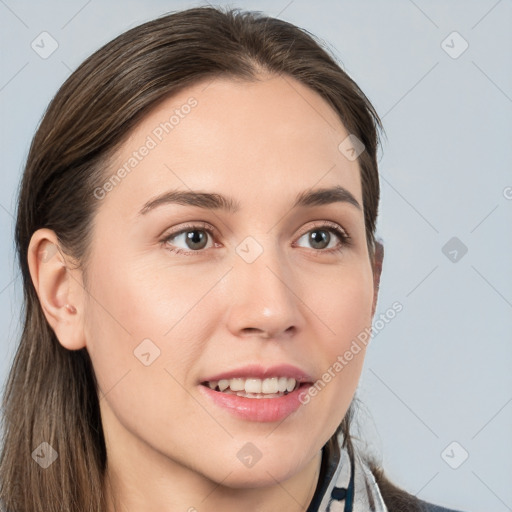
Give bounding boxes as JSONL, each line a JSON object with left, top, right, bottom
{"left": 201, "top": 364, "right": 314, "bottom": 384}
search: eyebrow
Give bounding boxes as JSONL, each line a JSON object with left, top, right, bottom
{"left": 138, "top": 185, "right": 361, "bottom": 215}
{"left": 293, "top": 185, "right": 361, "bottom": 211}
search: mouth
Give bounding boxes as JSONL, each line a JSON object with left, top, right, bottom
{"left": 200, "top": 376, "right": 308, "bottom": 399}
{"left": 198, "top": 365, "right": 314, "bottom": 422}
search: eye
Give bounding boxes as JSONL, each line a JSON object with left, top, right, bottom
{"left": 294, "top": 222, "right": 350, "bottom": 253}
{"left": 161, "top": 221, "right": 351, "bottom": 256}
{"left": 162, "top": 223, "right": 217, "bottom": 255}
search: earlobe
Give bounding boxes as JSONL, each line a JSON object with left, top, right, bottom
{"left": 371, "top": 239, "right": 384, "bottom": 318}
{"left": 27, "top": 228, "right": 86, "bottom": 350}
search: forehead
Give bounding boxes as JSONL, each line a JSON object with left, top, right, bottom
{"left": 101, "top": 75, "right": 362, "bottom": 215}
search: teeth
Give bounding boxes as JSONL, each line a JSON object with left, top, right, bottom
{"left": 218, "top": 379, "right": 229, "bottom": 392}
{"left": 261, "top": 377, "right": 278, "bottom": 394}
{"left": 278, "top": 377, "right": 288, "bottom": 392}
{"left": 205, "top": 377, "right": 299, "bottom": 395}
{"left": 245, "top": 378, "right": 262, "bottom": 394}
{"left": 229, "top": 378, "right": 245, "bottom": 391}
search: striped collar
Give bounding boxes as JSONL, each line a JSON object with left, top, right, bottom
{"left": 306, "top": 436, "right": 389, "bottom": 512}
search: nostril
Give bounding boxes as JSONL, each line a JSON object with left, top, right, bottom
{"left": 243, "top": 328, "right": 260, "bottom": 334}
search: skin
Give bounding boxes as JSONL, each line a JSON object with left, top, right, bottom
{"left": 28, "top": 75, "right": 382, "bottom": 512}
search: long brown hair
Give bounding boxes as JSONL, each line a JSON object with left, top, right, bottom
{"left": 2, "top": 6, "right": 421, "bottom": 511}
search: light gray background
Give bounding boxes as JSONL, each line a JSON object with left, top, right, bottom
{"left": 1, "top": 1, "right": 511, "bottom": 511}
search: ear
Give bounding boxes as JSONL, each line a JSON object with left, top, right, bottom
{"left": 371, "top": 239, "right": 384, "bottom": 318}
{"left": 27, "top": 228, "right": 86, "bottom": 350}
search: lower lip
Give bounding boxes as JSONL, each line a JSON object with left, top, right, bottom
{"left": 199, "top": 384, "right": 312, "bottom": 423}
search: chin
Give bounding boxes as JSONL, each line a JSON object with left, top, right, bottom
{"left": 215, "top": 464, "right": 300, "bottom": 489}
{"left": 203, "top": 447, "right": 313, "bottom": 489}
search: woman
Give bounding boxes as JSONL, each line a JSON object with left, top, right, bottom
{"left": 0, "top": 6, "right": 465, "bottom": 512}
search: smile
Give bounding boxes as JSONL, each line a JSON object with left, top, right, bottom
{"left": 202, "top": 376, "right": 300, "bottom": 398}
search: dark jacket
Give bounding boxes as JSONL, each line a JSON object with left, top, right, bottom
{"left": 419, "top": 503, "right": 464, "bottom": 512}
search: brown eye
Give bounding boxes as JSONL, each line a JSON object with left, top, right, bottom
{"left": 295, "top": 223, "right": 350, "bottom": 253}
{"left": 164, "top": 228, "right": 213, "bottom": 253}
{"left": 182, "top": 230, "right": 209, "bottom": 250}
{"left": 307, "top": 229, "right": 331, "bottom": 250}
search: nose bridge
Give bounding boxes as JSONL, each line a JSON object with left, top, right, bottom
{"left": 226, "top": 234, "right": 302, "bottom": 337}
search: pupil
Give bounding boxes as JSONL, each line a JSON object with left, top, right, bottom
{"left": 186, "top": 230, "right": 207, "bottom": 249}
{"left": 310, "top": 230, "right": 329, "bottom": 249}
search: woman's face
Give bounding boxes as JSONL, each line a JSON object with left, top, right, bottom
{"left": 83, "top": 75, "right": 375, "bottom": 487}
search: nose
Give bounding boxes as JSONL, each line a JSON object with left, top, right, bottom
{"left": 224, "top": 240, "right": 305, "bottom": 340}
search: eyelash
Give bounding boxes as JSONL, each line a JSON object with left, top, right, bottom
{"left": 161, "top": 221, "right": 351, "bottom": 256}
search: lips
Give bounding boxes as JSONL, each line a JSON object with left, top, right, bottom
{"left": 198, "top": 364, "right": 315, "bottom": 422}
{"left": 200, "top": 363, "right": 314, "bottom": 384}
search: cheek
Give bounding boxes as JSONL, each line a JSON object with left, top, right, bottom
{"left": 82, "top": 254, "right": 240, "bottom": 470}
{"left": 82, "top": 253, "right": 228, "bottom": 390}
{"left": 317, "top": 261, "right": 374, "bottom": 348}
{"left": 302, "top": 263, "right": 373, "bottom": 428}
